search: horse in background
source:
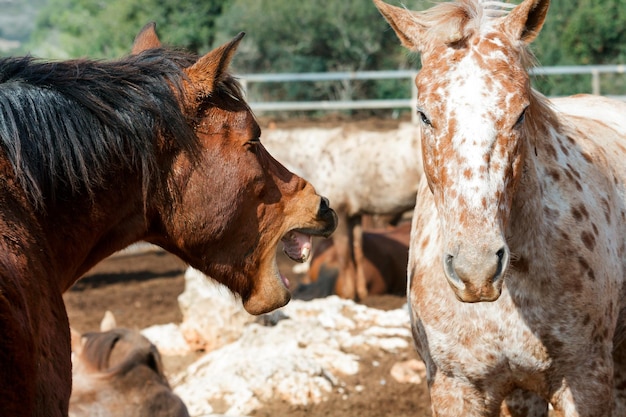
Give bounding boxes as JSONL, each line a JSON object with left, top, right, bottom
{"left": 376, "top": 0, "right": 626, "bottom": 415}
{"left": 293, "top": 221, "right": 410, "bottom": 300}
{"left": 0, "top": 24, "right": 336, "bottom": 416}
{"left": 263, "top": 122, "right": 422, "bottom": 301}
{"left": 70, "top": 312, "right": 188, "bottom": 417}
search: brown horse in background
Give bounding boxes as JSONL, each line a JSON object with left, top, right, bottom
{"left": 0, "top": 24, "right": 336, "bottom": 416}
{"left": 294, "top": 221, "right": 410, "bottom": 300}
{"left": 70, "top": 313, "right": 188, "bottom": 417}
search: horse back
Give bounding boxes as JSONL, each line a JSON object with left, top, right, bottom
{"left": 555, "top": 96, "right": 626, "bottom": 346}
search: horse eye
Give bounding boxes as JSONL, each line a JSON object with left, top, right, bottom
{"left": 417, "top": 109, "right": 432, "bottom": 127}
{"left": 246, "top": 137, "right": 261, "bottom": 146}
{"left": 514, "top": 107, "right": 527, "bottom": 128}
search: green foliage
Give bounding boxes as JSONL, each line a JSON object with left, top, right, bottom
{"left": 215, "top": 0, "right": 413, "bottom": 74}
{"left": 531, "top": 0, "right": 626, "bottom": 96}
{"left": 213, "top": 0, "right": 422, "bottom": 116}
{"left": 6, "top": 0, "right": 626, "bottom": 110}
{"left": 28, "top": 0, "right": 229, "bottom": 59}
{"left": 561, "top": 0, "right": 626, "bottom": 64}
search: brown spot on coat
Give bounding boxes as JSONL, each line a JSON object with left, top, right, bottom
{"left": 581, "top": 231, "right": 596, "bottom": 251}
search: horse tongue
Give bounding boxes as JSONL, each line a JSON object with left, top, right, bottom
{"left": 281, "top": 231, "right": 312, "bottom": 262}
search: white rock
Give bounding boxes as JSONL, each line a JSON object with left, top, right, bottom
{"left": 177, "top": 267, "right": 254, "bottom": 352}
{"left": 164, "top": 268, "right": 414, "bottom": 416}
{"left": 141, "top": 323, "right": 190, "bottom": 356}
{"left": 390, "top": 359, "right": 426, "bottom": 384}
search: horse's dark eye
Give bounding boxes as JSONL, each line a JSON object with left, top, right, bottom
{"left": 246, "top": 137, "right": 261, "bottom": 147}
{"left": 514, "top": 107, "right": 527, "bottom": 128}
{"left": 418, "top": 109, "right": 432, "bottom": 126}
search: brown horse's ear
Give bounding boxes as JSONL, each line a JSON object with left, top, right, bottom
{"left": 499, "top": 0, "right": 550, "bottom": 44}
{"left": 373, "top": 0, "right": 427, "bottom": 52}
{"left": 131, "top": 22, "right": 162, "bottom": 54}
{"left": 100, "top": 310, "right": 117, "bottom": 332}
{"left": 184, "top": 32, "right": 245, "bottom": 96}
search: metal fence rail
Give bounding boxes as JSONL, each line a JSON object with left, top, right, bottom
{"left": 238, "top": 64, "right": 626, "bottom": 122}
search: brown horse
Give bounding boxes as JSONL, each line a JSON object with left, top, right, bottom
{"left": 293, "top": 222, "right": 410, "bottom": 300}
{"left": 0, "top": 24, "right": 336, "bottom": 416}
{"left": 70, "top": 313, "right": 188, "bottom": 417}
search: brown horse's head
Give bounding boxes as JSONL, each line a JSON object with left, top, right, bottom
{"left": 133, "top": 24, "right": 337, "bottom": 315}
{"left": 70, "top": 314, "right": 189, "bottom": 417}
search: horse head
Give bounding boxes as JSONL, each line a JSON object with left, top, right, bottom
{"left": 374, "top": 0, "right": 550, "bottom": 302}
{"left": 70, "top": 313, "right": 188, "bottom": 417}
{"left": 131, "top": 24, "right": 337, "bottom": 314}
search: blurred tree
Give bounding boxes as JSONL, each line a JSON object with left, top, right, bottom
{"left": 562, "top": 0, "right": 626, "bottom": 64}
{"left": 17, "top": 0, "right": 626, "bottom": 110}
{"left": 215, "top": 0, "right": 412, "bottom": 74}
{"left": 214, "top": 0, "right": 422, "bottom": 115}
{"left": 531, "top": 0, "right": 626, "bottom": 96}
{"left": 28, "top": 0, "right": 230, "bottom": 58}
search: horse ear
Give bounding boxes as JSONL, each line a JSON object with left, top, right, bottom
{"left": 131, "top": 22, "right": 162, "bottom": 54}
{"left": 100, "top": 310, "right": 117, "bottom": 332}
{"left": 373, "top": 0, "right": 426, "bottom": 52}
{"left": 500, "top": 0, "right": 550, "bottom": 44}
{"left": 184, "top": 32, "right": 246, "bottom": 95}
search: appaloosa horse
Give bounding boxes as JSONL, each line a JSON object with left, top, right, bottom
{"left": 264, "top": 122, "right": 422, "bottom": 301}
{"left": 0, "top": 24, "right": 336, "bottom": 417}
{"left": 375, "top": 0, "right": 626, "bottom": 415}
{"left": 70, "top": 312, "right": 188, "bottom": 417}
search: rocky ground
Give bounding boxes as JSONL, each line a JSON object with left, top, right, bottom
{"left": 64, "top": 246, "right": 432, "bottom": 417}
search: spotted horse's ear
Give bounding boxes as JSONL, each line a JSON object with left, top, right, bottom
{"left": 499, "top": 0, "right": 550, "bottom": 44}
{"left": 131, "top": 22, "right": 162, "bottom": 55}
{"left": 372, "top": 0, "right": 429, "bottom": 52}
{"left": 183, "top": 32, "right": 245, "bottom": 98}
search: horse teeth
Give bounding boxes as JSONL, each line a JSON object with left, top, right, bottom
{"left": 301, "top": 246, "right": 311, "bottom": 262}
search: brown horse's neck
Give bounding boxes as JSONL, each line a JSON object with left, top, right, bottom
{"left": 39, "top": 173, "right": 149, "bottom": 292}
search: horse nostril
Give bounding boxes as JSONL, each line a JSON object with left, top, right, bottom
{"left": 494, "top": 247, "right": 507, "bottom": 282}
{"left": 319, "top": 197, "right": 330, "bottom": 212}
{"left": 444, "top": 253, "right": 462, "bottom": 286}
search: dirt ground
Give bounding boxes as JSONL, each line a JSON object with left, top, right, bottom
{"left": 64, "top": 245, "right": 432, "bottom": 417}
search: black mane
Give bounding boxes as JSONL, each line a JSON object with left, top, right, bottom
{"left": 0, "top": 49, "right": 201, "bottom": 209}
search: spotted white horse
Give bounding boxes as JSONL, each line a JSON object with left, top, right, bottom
{"left": 263, "top": 123, "right": 422, "bottom": 300}
{"left": 375, "top": 0, "right": 626, "bottom": 416}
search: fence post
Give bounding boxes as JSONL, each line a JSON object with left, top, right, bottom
{"left": 592, "top": 69, "right": 600, "bottom": 95}
{"left": 240, "top": 79, "right": 249, "bottom": 99}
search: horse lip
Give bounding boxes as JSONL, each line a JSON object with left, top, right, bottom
{"left": 300, "top": 206, "right": 338, "bottom": 238}
{"left": 293, "top": 226, "right": 333, "bottom": 238}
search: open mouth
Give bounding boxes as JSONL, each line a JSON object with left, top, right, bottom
{"left": 281, "top": 230, "right": 313, "bottom": 263}
{"left": 278, "top": 230, "right": 315, "bottom": 289}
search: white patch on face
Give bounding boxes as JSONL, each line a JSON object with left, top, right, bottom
{"left": 443, "top": 50, "right": 504, "bottom": 208}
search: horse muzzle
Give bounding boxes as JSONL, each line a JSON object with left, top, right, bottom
{"left": 443, "top": 244, "right": 508, "bottom": 303}
{"left": 316, "top": 196, "right": 338, "bottom": 237}
{"left": 296, "top": 196, "right": 337, "bottom": 238}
